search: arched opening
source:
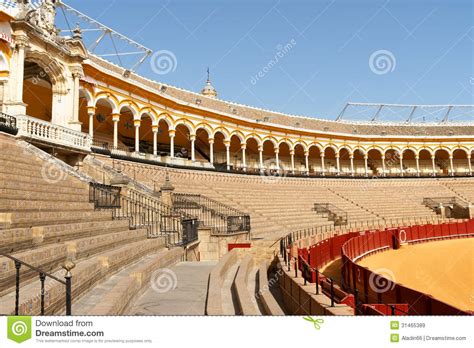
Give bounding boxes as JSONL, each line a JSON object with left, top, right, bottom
{"left": 195, "top": 128, "right": 211, "bottom": 162}
{"left": 213, "top": 132, "right": 227, "bottom": 169}
{"left": 23, "top": 61, "right": 53, "bottom": 121}
{"left": 278, "top": 142, "right": 291, "bottom": 172}
{"left": 452, "top": 149, "right": 469, "bottom": 175}
{"left": 367, "top": 149, "right": 383, "bottom": 176}
{"left": 245, "top": 137, "right": 260, "bottom": 171}
{"left": 353, "top": 149, "right": 366, "bottom": 176}
{"left": 324, "top": 147, "right": 337, "bottom": 175}
{"left": 418, "top": 149, "right": 433, "bottom": 176}
{"left": 294, "top": 144, "right": 306, "bottom": 173}
{"left": 229, "top": 135, "right": 242, "bottom": 169}
{"left": 434, "top": 149, "right": 450, "bottom": 176}
{"left": 138, "top": 114, "right": 153, "bottom": 154}
{"left": 262, "top": 140, "right": 276, "bottom": 169}
{"left": 157, "top": 119, "right": 171, "bottom": 155}
{"left": 308, "top": 145, "right": 321, "bottom": 174}
{"left": 384, "top": 149, "right": 401, "bottom": 176}
{"left": 339, "top": 148, "right": 352, "bottom": 175}
{"left": 174, "top": 124, "right": 191, "bottom": 159}
{"left": 92, "top": 98, "right": 115, "bottom": 148}
{"left": 402, "top": 149, "right": 417, "bottom": 176}
{"left": 117, "top": 106, "right": 135, "bottom": 151}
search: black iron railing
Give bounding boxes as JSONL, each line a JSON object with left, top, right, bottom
{"left": 0, "top": 113, "right": 18, "bottom": 135}
{"left": 89, "top": 183, "right": 198, "bottom": 246}
{"left": 313, "top": 203, "right": 348, "bottom": 225}
{"left": 0, "top": 253, "right": 72, "bottom": 316}
{"left": 172, "top": 193, "right": 251, "bottom": 235}
{"left": 89, "top": 182, "right": 121, "bottom": 209}
{"left": 422, "top": 196, "right": 470, "bottom": 219}
{"left": 91, "top": 139, "right": 111, "bottom": 155}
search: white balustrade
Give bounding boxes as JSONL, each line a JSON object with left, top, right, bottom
{"left": 16, "top": 115, "right": 92, "bottom": 152}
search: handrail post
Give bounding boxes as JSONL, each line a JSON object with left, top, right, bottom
{"left": 14, "top": 261, "right": 21, "bottom": 316}
{"left": 294, "top": 257, "right": 298, "bottom": 278}
{"left": 315, "top": 269, "right": 319, "bottom": 294}
{"left": 390, "top": 305, "right": 396, "bottom": 316}
{"left": 39, "top": 272, "right": 46, "bottom": 315}
{"left": 330, "top": 278, "right": 335, "bottom": 307}
{"left": 63, "top": 261, "right": 75, "bottom": 316}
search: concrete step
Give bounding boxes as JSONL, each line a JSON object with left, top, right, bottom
{"left": 0, "top": 200, "right": 94, "bottom": 212}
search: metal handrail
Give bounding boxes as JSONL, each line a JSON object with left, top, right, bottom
{"left": 0, "top": 252, "right": 72, "bottom": 316}
{"left": 313, "top": 203, "right": 348, "bottom": 225}
{"left": 0, "top": 112, "right": 18, "bottom": 135}
{"left": 172, "top": 193, "right": 251, "bottom": 234}
{"left": 423, "top": 196, "right": 469, "bottom": 209}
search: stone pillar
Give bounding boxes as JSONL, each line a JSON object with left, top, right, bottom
{"left": 364, "top": 154, "right": 368, "bottom": 177}
{"left": 112, "top": 114, "right": 120, "bottom": 149}
{"left": 336, "top": 154, "right": 340, "bottom": 175}
{"left": 190, "top": 134, "right": 196, "bottom": 161}
{"left": 290, "top": 150, "right": 295, "bottom": 173}
{"left": 431, "top": 155, "right": 437, "bottom": 177}
{"left": 321, "top": 153, "right": 325, "bottom": 176}
{"left": 224, "top": 140, "right": 230, "bottom": 170}
{"left": 169, "top": 130, "right": 175, "bottom": 157}
{"left": 304, "top": 151, "right": 309, "bottom": 174}
{"left": 241, "top": 143, "right": 246, "bottom": 170}
{"left": 439, "top": 203, "right": 446, "bottom": 219}
{"left": 152, "top": 125, "right": 158, "bottom": 157}
{"left": 468, "top": 202, "right": 474, "bottom": 218}
{"left": 258, "top": 145, "right": 264, "bottom": 171}
{"left": 134, "top": 119, "right": 140, "bottom": 153}
{"left": 87, "top": 106, "right": 96, "bottom": 138}
{"left": 209, "top": 138, "right": 214, "bottom": 164}
{"left": 71, "top": 71, "right": 82, "bottom": 126}
{"left": 15, "top": 35, "right": 28, "bottom": 106}
{"left": 160, "top": 173, "right": 175, "bottom": 207}
{"left": 399, "top": 153, "right": 404, "bottom": 177}
{"left": 415, "top": 155, "right": 420, "bottom": 177}
{"left": 468, "top": 155, "right": 472, "bottom": 176}
{"left": 350, "top": 155, "right": 355, "bottom": 177}
{"left": 449, "top": 155, "right": 454, "bottom": 176}
{"left": 275, "top": 149, "right": 279, "bottom": 171}
{"left": 381, "top": 155, "right": 386, "bottom": 177}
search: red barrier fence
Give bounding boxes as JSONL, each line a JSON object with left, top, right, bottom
{"left": 341, "top": 220, "right": 474, "bottom": 315}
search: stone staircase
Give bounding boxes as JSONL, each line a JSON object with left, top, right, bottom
{"left": 0, "top": 133, "right": 182, "bottom": 315}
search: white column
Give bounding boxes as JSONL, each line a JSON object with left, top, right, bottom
{"left": 225, "top": 141, "right": 230, "bottom": 170}
{"left": 258, "top": 145, "right": 264, "bottom": 171}
{"left": 152, "top": 126, "right": 158, "bottom": 157}
{"left": 134, "top": 120, "right": 140, "bottom": 153}
{"left": 112, "top": 114, "right": 120, "bottom": 149}
{"left": 336, "top": 154, "right": 340, "bottom": 175}
{"left": 364, "top": 154, "right": 368, "bottom": 177}
{"left": 399, "top": 153, "right": 404, "bottom": 177}
{"left": 209, "top": 139, "right": 214, "bottom": 164}
{"left": 290, "top": 150, "right": 295, "bottom": 173}
{"left": 87, "top": 106, "right": 95, "bottom": 138}
{"left": 321, "top": 153, "right": 325, "bottom": 176}
{"left": 449, "top": 155, "right": 454, "bottom": 176}
{"left": 169, "top": 131, "right": 175, "bottom": 157}
{"left": 431, "top": 155, "right": 437, "bottom": 176}
{"left": 275, "top": 149, "right": 279, "bottom": 171}
{"left": 15, "top": 37, "right": 27, "bottom": 103}
{"left": 350, "top": 155, "right": 355, "bottom": 176}
{"left": 468, "top": 155, "right": 472, "bottom": 176}
{"left": 304, "top": 151, "right": 309, "bottom": 174}
{"left": 415, "top": 155, "right": 420, "bottom": 177}
{"left": 241, "top": 144, "right": 247, "bottom": 170}
{"left": 381, "top": 155, "right": 386, "bottom": 177}
{"left": 72, "top": 72, "right": 81, "bottom": 125}
{"left": 190, "top": 135, "right": 196, "bottom": 161}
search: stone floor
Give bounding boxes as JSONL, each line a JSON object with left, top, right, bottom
{"left": 128, "top": 261, "right": 217, "bottom": 315}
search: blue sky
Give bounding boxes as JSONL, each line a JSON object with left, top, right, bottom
{"left": 60, "top": 0, "right": 473, "bottom": 122}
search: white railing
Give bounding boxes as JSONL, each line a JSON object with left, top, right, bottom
{"left": 16, "top": 115, "right": 92, "bottom": 152}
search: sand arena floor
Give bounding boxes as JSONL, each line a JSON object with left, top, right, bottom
{"left": 357, "top": 238, "right": 474, "bottom": 312}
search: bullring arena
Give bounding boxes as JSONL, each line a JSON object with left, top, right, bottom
{"left": 0, "top": 1, "right": 473, "bottom": 317}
